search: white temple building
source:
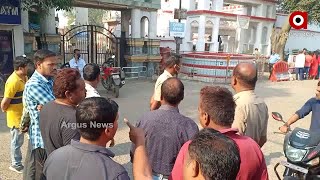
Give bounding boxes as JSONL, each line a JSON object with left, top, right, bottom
{"left": 157, "top": 0, "right": 277, "bottom": 56}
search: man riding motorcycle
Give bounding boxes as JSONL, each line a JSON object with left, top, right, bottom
{"left": 280, "top": 81, "right": 320, "bottom": 133}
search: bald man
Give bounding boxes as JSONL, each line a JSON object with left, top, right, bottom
{"left": 231, "top": 63, "right": 269, "bottom": 147}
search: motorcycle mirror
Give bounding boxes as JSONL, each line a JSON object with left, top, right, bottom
{"left": 272, "top": 112, "right": 284, "bottom": 122}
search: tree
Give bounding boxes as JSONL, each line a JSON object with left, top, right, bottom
{"left": 272, "top": 0, "right": 320, "bottom": 60}
{"left": 22, "top": 0, "right": 73, "bottom": 14}
{"left": 64, "top": 8, "right": 107, "bottom": 27}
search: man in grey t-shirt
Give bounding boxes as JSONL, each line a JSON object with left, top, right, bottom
{"left": 40, "top": 68, "right": 86, "bottom": 155}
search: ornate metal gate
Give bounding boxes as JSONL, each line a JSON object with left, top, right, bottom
{"left": 61, "top": 25, "right": 120, "bottom": 66}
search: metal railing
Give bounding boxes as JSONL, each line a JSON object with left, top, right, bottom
{"left": 121, "top": 66, "right": 148, "bottom": 79}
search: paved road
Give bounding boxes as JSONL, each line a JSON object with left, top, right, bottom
{"left": 0, "top": 77, "right": 316, "bottom": 180}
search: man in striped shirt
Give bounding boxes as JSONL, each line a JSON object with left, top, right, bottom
{"left": 23, "top": 50, "right": 58, "bottom": 180}
{"left": 1, "top": 56, "right": 29, "bottom": 173}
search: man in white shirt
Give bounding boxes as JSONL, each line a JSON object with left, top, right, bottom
{"left": 83, "top": 63, "right": 115, "bottom": 146}
{"left": 295, "top": 50, "right": 306, "bottom": 81}
{"left": 83, "top": 63, "right": 100, "bottom": 98}
{"left": 69, "top": 49, "right": 86, "bottom": 78}
{"left": 150, "top": 56, "right": 181, "bottom": 110}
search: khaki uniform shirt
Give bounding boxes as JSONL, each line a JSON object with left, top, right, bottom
{"left": 232, "top": 90, "right": 269, "bottom": 144}
{"left": 153, "top": 70, "right": 173, "bottom": 101}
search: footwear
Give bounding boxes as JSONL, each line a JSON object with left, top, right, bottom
{"left": 9, "top": 165, "right": 24, "bottom": 174}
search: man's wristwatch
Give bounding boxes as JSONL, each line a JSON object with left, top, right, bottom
{"left": 284, "top": 122, "right": 290, "bottom": 127}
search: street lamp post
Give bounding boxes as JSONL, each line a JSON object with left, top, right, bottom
{"left": 175, "top": 0, "right": 182, "bottom": 55}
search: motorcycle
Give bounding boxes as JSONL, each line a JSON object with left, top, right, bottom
{"left": 272, "top": 112, "right": 320, "bottom": 180}
{"left": 100, "top": 55, "right": 125, "bottom": 98}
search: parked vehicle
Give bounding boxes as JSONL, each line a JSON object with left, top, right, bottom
{"left": 100, "top": 55, "right": 125, "bottom": 98}
{"left": 272, "top": 112, "right": 320, "bottom": 180}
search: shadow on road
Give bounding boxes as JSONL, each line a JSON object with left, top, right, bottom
{"left": 110, "top": 142, "right": 132, "bottom": 157}
{"left": 264, "top": 152, "right": 283, "bottom": 166}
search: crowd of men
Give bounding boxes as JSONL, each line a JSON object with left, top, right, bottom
{"left": 268, "top": 48, "right": 320, "bottom": 81}
{"left": 4, "top": 48, "right": 318, "bottom": 180}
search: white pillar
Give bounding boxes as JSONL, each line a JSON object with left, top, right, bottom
{"left": 182, "top": 18, "right": 192, "bottom": 52}
{"left": 267, "top": 24, "right": 273, "bottom": 56}
{"left": 189, "top": 0, "right": 196, "bottom": 10}
{"left": 41, "top": 8, "right": 56, "bottom": 34}
{"left": 256, "top": 5, "right": 263, "bottom": 17}
{"left": 213, "top": 0, "right": 224, "bottom": 11}
{"left": 261, "top": 4, "right": 267, "bottom": 17}
{"left": 75, "top": 8, "right": 89, "bottom": 25}
{"left": 236, "top": 28, "right": 247, "bottom": 53}
{"left": 149, "top": 11, "right": 157, "bottom": 38}
{"left": 255, "top": 22, "right": 263, "bottom": 51}
{"left": 21, "top": 10, "right": 29, "bottom": 32}
{"left": 197, "top": 0, "right": 210, "bottom": 10}
{"left": 131, "top": 9, "right": 141, "bottom": 38}
{"left": 196, "top": 15, "right": 206, "bottom": 52}
{"left": 13, "top": 26, "right": 24, "bottom": 56}
{"left": 121, "top": 10, "right": 130, "bottom": 38}
{"left": 210, "top": 17, "right": 220, "bottom": 52}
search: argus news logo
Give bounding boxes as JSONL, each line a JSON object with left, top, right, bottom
{"left": 289, "top": 11, "right": 308, "bottom": 29}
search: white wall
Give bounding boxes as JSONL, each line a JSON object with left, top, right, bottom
{"left": 276, "top": 14, "right": 320, "bottom": 52}
{"left": 0, "top": 25, "right": 24, "bottom": 57}
{"left": 160, "top": 40, "right": 176, "bottom": 50}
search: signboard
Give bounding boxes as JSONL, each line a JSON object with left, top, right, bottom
{"left": 237, "top": 15, "right": 250, "bottom": 29}
{"left": 0, "top": 0, "right": 21, "bottom": 25}
{"left": 169, "top": 22, "right": 185, "bottom": 38}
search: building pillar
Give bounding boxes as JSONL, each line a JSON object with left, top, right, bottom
{"left": 131, "top": 9, "right": 141, "bottom": 38}
{"left": 75, "top": 8, "right": 88, "bottom": 25}
{"left": 267, "top": 24, "right": 273, "bottom": 56}
{"left": 121, "top": 10, "right": 130, "bottom": 38}
{"left": 213, "top": 0, "right": 224, "bottom": 11}
{"left": 149, "top": 11, "right": 157, "bottom": 38}
{"left": 196, "top": 15, "right": 206, "bottom": 52}
{"left": 41, "top": 8, "right": 56, "bottom": 34}
{"left": 21, "top": 10, "right": 29, "bottom": 32}
{"left": 197, "top": 0, "right": 210, "bottom": 10}
{"left": 189, "top": 0, "right": 196, "bottom": 10}
{"left": 255, "top": 22, "right": 263, "bottom": 51}
{"left": 236, "top": 28, "right": 247, "bottom": 53}
{"left": 210, "top": 17, "right": 220, "bottom": 52}
{"left": 14, "top": 26, "right": 24, "bottom": 56}
{"left": 182, "top": 18, "right": 192, "bottom": 52}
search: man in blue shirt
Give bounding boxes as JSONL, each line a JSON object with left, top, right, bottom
{"left": 280, "top": 81, "right": 320, "bottom": 133}
{"left": 23, "top": 50, "right": 58, "bottom": 180}
{"left": 268, "top": 51, "right": 280, "bottom": 79}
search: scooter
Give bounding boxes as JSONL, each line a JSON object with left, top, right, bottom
{"left": 100, "top": 55, "right": 125, "bottom": 98}
{"left": 272, "top": 112, "right": 320, "bottom": 180}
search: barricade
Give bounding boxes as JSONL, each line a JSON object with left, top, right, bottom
{"left": 270, "top": 61, "right": 290, "bottom": 82}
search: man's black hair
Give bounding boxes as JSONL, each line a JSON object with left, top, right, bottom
{"left": 33, "top": 49, "right": 56, "bottom": 65}
{"left": 161, "top": 77, "right": 184, "bottom": 105}
{"left": 74, "top": 49, "right": 80, "bottom": 54}
{"left": 13, "top": 56, "right": 29, "bottom": 70}
{"left": 189, "top": 128, "right": 241, "bottom": 180}
{"left": 200, "top": 86, "right": 235, "bottom": 127}
{"left": 164, "top": 56, "right": 181, "bottom": 68}
{"left": 76, "top": 97, "right": 119, "bottom": 141}
{"left": 83, "top": 63, "right": 100, "bottom": 81}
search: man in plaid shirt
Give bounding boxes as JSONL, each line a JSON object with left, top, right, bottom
{"left": 23, "top": 50, "right": 58, "bottom": 180}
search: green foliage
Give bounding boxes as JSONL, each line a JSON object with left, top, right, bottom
{"left": 88, "top": 9, "right": 106, "bottom": 26}
{"left": 64, "top": 8, "right": 107, "bottom": 27}
{"left": 22, "top": 0, "right": 73, "bottom": 15}
{"left": 279, "top": 0, "right": 320, "bottom": 24}
{"left": 64, "top": 9, "right": 76, "bottom": 26}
